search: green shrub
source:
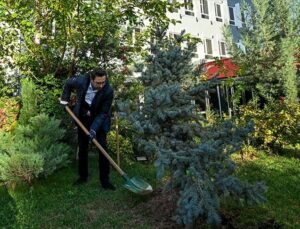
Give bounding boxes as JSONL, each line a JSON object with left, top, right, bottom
{"left": 34, "top": 74, "right": 78, "bottom": 146}
{"left": 0, "top": 149, "right": 44, "bottom": 186}
{"left": 18, "top": 78, "right": 38, "bottom": 125}
{"left": 237, "top": 101, "right": 300, "bottom": 154}
{"left": 0, "top": 97, "right": 20, "bottom": 132}
{"left": 35, "top": 74, "right": 65, "bottom": 119}
{"left": 0, "top": 114, "right": 71, "bottom": 187}
{"left": 107, "top": 130, "right": 134, "bottom": 165}
{"left": 0, "top": 71, "right": 19, "bottom": 97}
{"left": 238, "top": 142, "right": 257, "bottom": 160}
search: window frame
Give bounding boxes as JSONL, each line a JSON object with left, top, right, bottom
{"left": 184, "top": 0, "right": 194, "bottom": 16}
{"left": 192, "top": 45, "right": 199, "bottom": 58}
{"left": 168, "top": 0, "right": 178, "bottom": 13}
{"left": 215, "top": 3, "right": 223, "bottom": 22}
{"left": 219, "top": 41, "right": 226, "bottom": 56}
{"left": 204, "top": 38, "right": 213, "bottom": 59}
{"left": 228, "top": 6, "right": 235, "bottom": 25}
{"left": 200, "top": 0, "right": 209, "bottom": 19}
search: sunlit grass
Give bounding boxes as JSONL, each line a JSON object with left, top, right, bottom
{"left": 223, "top": 152, "right": 300, "bottom": 228}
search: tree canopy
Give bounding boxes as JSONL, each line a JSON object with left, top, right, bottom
{"left": 225, "top": 0, "right": 300, "bottom": 102}
{"left": 0, "top": 0, "right": 176, "bottom": 79}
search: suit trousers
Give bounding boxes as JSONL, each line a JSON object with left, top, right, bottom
{"left": 77, "top": 115, "right": 110, "bottom": 185}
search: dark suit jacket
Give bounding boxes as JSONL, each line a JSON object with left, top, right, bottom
{"left": 61, "top": 75, "right": 114, "bottom": 133}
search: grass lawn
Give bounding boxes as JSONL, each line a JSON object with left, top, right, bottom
{"left": 0, "top": 155, "right": 158, "bottom": 229}
{"left": 223, "top": 152, "right": 300, "bottom": 228}
{"left": 0, "top": 152, "right": 299, "bottom": 228}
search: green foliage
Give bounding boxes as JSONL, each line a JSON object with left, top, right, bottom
{"left": 0, "top": 147, "right": 44, "bottom": 187}
{"left": 109, "top": 71, "right": 144, "bottom": 165}
{"left": 239, "top": 142, "right": 257, "bottom": 160}
{"left": 107, "top": 130, "right": 134, "bottom": 165}
{"left": 35, "top": 74, "right": 65, "bottom": 119}
{"left": 110, "top": 71, "right": 144, "bottom": 113}
{"left": 0, "top": 97, "right": 20, "bottom": 132}
{"left": 0, "top": 71, "right": 19, "bottom": 97}
{"left": 125, "top": 29, "right": 266, "bottom": 225}
{"left": 237, "top": 101, "right": 300, "bottom": 154}
{"left": 224, "top": 0, "right": 300, "bottom": 102}
{"left": 0, "top": 114, "right": 71, "bottom": 187}
{"left": 18, "top": 78, "right": 38, "bottom": 125}
{"left": 109, "top": 71, "right": 144, "bottom": 163}
{"left": 0, "top": 0, "right": 175, "bottom": 79}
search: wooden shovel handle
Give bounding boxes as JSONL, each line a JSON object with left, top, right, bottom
{"left": 65, "top": 106, "right": 125, "bottom": 176}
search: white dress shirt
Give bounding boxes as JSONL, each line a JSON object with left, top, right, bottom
{"left": 85, "top": 83, "right": 98, "bottom": 106}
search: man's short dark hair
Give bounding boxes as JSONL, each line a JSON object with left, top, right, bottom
{"left": 91, "top": 68, "right": 107, "bottom": 80}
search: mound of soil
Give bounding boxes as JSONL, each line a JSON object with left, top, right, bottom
{"left": 132, "top": 188, "right": 182, "bottom": 228}
{"left": 132, "top": 189, "right": 283, "bottom": 229}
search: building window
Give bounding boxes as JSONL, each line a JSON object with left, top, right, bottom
{"left": 133, "top": 28, "right": 141, "bottom": 45}
{"left": 229, "top": 7, "right": 235, "bottom": 25}
{"left": 184, "top": 0, "right": 194, "bottom": 16}
{"left": 200, "top": 0, "right": 209, "bottom": 19}
{"left": 219, "top": 41, "right": 226, "bottom": 56}
{"left": 192, "top": 46, "right": 199, "bottom": 58}
{"left": 168, "top": 0, "right": 178, "bottom": 13}
{"left": 241, "top": 10, "right": 245, "bottom": 24}
{"left": 204, "top": 39, "right": 213, "bottom": 59}
{"left": 215, "top": 3, "right": 222, "bottom": 22}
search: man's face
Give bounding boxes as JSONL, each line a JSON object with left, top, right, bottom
{"left": 91, "top": 75, "right": 106, "bottom": 90}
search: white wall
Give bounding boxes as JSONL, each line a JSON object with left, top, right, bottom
{"left": 166, "top": 0, "right": 234, "bottom": 62}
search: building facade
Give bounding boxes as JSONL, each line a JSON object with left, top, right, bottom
{"left": 166, "top": 0, "right": 245, "bottom": 62}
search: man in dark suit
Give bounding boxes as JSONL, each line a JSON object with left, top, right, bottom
{"left": 60, "top": 68, "right": 115, "bottom": 190}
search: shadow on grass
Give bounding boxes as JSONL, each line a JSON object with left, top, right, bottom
{"left": 280, "top": 147, "right": 300, "bottom": 159}
{"left": 0, "top": 186, "right": 17, "bottom": 228}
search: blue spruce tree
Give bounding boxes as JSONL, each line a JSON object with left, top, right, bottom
{"left": 128, "top": 28, "right": 266, "bottom": 225}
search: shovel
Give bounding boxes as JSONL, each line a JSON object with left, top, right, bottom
{"left": 65, "top": 106, "right": 153, "bottom": 195}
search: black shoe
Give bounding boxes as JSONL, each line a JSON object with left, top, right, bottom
{"left": 102, "top": 182, "right": 116, "bottom": 191}
{"left": 73, "top": 178, "right": 87, "bottom": 186}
